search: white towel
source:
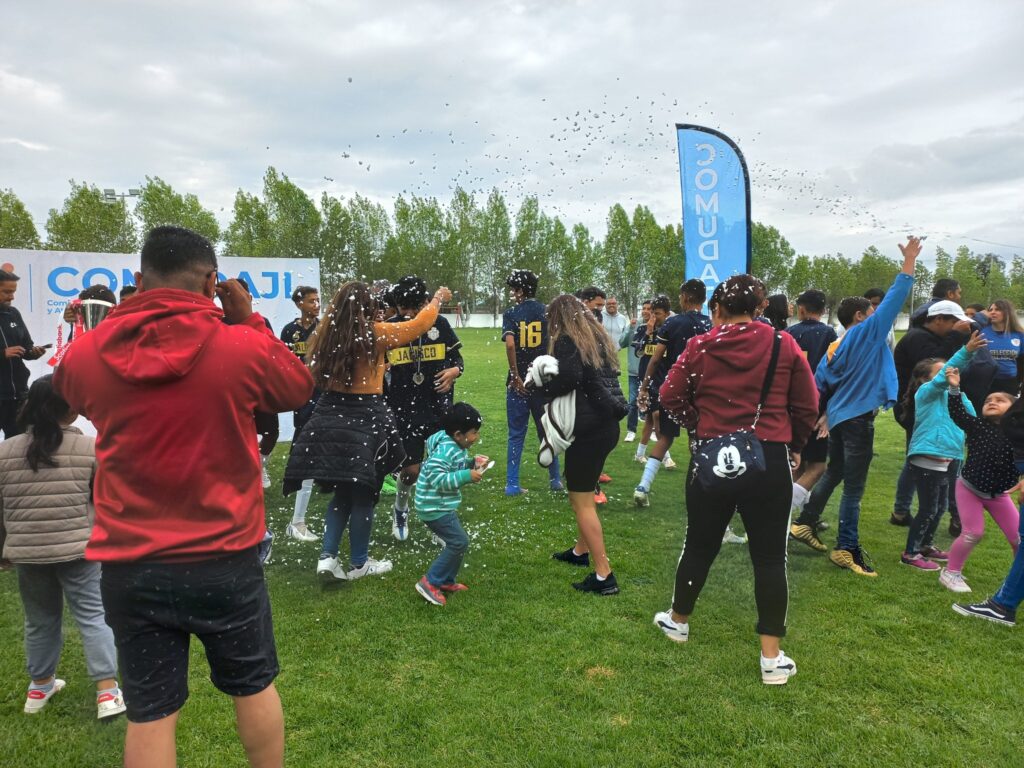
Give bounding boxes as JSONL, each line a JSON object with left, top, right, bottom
{"left": 527, "top": 355, "right": 576, "bottom": 467}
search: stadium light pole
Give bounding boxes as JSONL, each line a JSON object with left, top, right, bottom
{"left": 102, "top": 188, "right": 142, "bottom": 204}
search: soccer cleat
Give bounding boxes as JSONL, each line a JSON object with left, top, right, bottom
{"left": 901, "top": 552, "right": 940, "bottom": 571}
{"left": 653, "top": 610, "right": 689, "bottom": 643}
{"left": 634, "top": 454, "right": 648, "bottom": 465}
{"left": 761, "top": 651, "right": 797, "bottom": 685}
{"left": 415, "top": 576, "right": 446, "bottom": 606}
{"left": 286, "top": 522, "right": 319, "bottom": 542}
{"left": 392, "top": 507, "right": 409, "bottom": 541}
{"left": 789, "top": 523, "right": 827, "bottom": 552}
{"left": 663, "top": 456, "right": 677, "bottom": 470}
{"left": 624, "top": 431, "right": 636, "bottom": 443}
{"left": 889, "top": 512, "right": 912, "bottom": 527}
{"left": 572, "top": 571, "right": 620, "bottom": 596}
{"left": 599, "top": 473, "right": 612, "bottom": 483}
{"left": 97, "top": 688, "right": 126, "bottom": 720}
{"left": 552, "top": 547, "right": 590, "bottom": 566}
{"left": 830, "top": 546, "right": 878, "bottom": 577}
{"left": 347, "top": 558, "right": 393, "bottom": 580}
{"left": 952, "top": 598, "right": 1016, "bottom": 626}
{"left": 594, "top": 489, "right": 608, "bottom": 505}
{"left": 921, "top": 546, "right": 949, "bottom": 562}
{"left": 316, "top": 556, "right": 347, "bottom": 583}
{"left": 633, "top": 486, "right": 650, "bottom": 508}
{"left": 939, "top": 568, "right": 972, "bottom": 593}
{"left": 439, "top": 582, "right": 469, "bottom": 593}
{"left": 24, "top": 679, "right": 65, "bottom": 714}
{"left": 722, "top": 528, "right": 748, "bottom": 545}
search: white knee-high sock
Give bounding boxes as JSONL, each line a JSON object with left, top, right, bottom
{"left": 635, "top": 442, "right": 648, "bottom": 459}
{"left": 396, "top": 479, "right": 414, "bottom": 512}
{"left": 291, "top": 478, "right": 313, "bottom": 525}
{"left": 791, "top": 482, "right": 810, "bottom": 512}
{"left": 639, "top": 458, "right": 662, "bottom": 491}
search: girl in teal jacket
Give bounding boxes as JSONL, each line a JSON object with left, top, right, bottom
{"left": 902, "top": 332, "right": 986, "bottom": 569}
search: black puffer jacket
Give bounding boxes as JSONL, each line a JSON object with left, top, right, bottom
{"left": 537, "top": 335, "right": 627, "bottom": 435}
{"left": 283, "top": 392, "right": 405, "bottom": 500}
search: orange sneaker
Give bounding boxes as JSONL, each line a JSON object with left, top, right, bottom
{"left": 594, "top": 489, "right": 608, "bottom": 505}
{"left": 440, "top": 583, "right": 468, "bottom": 593}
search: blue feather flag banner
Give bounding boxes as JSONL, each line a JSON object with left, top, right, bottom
{"left": 676, "top": 125, "right": 752, "bottom": 289}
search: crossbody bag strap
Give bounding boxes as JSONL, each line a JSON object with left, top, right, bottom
{"left": 751, "top": 332, "right": 783, "bottom": 430}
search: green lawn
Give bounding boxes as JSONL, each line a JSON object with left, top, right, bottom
{"left": 1, "top": 327, "right": 1020, "bottom": 767}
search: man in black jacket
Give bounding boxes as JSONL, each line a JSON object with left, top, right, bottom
{"left": 0, "top": 270, "right": 47, "bottom": 438}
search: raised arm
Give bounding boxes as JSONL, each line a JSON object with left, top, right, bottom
{"left": 376, "top": 287, "right": 450, "bottom": 349}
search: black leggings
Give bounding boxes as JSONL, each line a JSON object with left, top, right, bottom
{"left": 254, "top": 412, "right": 279, "bottom": 457}
{"left": 673, "top": 442, "right": 793, "bottom": 637}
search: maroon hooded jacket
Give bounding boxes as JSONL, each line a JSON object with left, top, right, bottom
{"left": 53, "top": 288, "right": 313, "bottom": 562}
{"left": 659, "top": 321, "right": 818, "bottom": 452}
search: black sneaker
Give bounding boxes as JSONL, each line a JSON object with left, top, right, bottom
{"left": 572, "top": 571, "right": 620, "bottom": 596}
{"left": 552, "top": 547, "right": 590, "bottom": 567}
{"left": 952, "top": 598, "right": 1016, "bottom": 626}
{"left": 889, "top": 512, "right": 912, "bottom": 527}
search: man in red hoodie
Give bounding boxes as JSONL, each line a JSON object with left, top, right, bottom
{"left": 54, "top": 226, "right": 313, "bottom": 768}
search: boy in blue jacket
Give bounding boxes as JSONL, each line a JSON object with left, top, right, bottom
{"left": 791, "top": 237, "right": 922, "bottom": 576}
{"left": 414, "top": 403, "right": 485, "bottom": 606}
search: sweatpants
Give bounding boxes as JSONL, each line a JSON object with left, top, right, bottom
{"left": 16, "top": 559, "right": 118, "bottom": 682}
{"left": 673, "top": 442, "right": 793, "bottom": 637}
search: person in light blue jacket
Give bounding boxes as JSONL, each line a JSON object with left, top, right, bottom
{"left": 900, "top": 333, "right": 985, "bottom": 570}
{"left": 792, "top": 237, "right": 922, "bottom": 576}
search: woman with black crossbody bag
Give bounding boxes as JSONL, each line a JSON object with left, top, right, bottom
{"left": 651, "top": 275, "right": 819, "bottom": 685}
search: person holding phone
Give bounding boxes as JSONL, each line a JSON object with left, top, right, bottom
{"left": 0, "top": 269, "right": 48, "bottom": 439}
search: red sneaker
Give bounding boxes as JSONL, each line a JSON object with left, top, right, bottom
{"left": 415, "top": 576, "right": 446, "bottom": 605}
{"left": 594, "top": 489, "right": 608, "bottom": 505}
{"left": 599, "top": 473, "right": 612, "bottom": 484}
{"left": 440, "top": 583, "right": 469, "bottom": 593}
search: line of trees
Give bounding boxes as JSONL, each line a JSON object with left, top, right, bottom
{"left": 1, "top": 170, "right": 1019, "bottom": 315}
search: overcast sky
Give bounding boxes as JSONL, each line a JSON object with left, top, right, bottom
{"left": 3, "top": 1, "right": 1022, "bottom": 264}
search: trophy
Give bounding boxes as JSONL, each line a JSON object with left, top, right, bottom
{"left": 78, "top": 299, "right": 115, "bottom": 330}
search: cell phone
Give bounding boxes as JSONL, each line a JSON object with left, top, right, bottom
{"left": 40, "top": 343, "right": 53, "bottom": 349}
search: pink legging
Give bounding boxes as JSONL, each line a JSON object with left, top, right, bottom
{"left": 948, "top": 479, "right": 1021, "bottom": 573}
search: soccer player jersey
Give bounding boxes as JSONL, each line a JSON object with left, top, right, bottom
{"left": 501, "top": 298, "right": 549, "bottom": 381}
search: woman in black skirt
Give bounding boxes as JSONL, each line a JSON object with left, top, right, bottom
{"left": 531, "top": 295, "right": 627, "bottom": 595}
{"left": 284, "top": 281, "right": 451, "bottom": 583}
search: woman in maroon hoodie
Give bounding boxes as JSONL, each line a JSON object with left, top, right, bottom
{"left": 652, "top": 275, "right": 818, "bottom": 685}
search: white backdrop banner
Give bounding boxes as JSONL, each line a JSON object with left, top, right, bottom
{"left": 1, "top": 249, "right": 320, "bottom": 441}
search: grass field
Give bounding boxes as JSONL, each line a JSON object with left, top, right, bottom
{"left": 1, "top": 327, "right": 1021, "bottom": 767}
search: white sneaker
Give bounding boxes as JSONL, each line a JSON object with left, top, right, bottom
{"left": 939, "top": 568, "right": 972, "bottom": 593}
{"left": 624, "top": 431, "right": 636, "bottom": 443}
{"left": 634, "top": 454, "right": 647, "bottom": 464}
{"left": 392, "top": 507, "right": 409, "bottom": 541}
{"left": 723, "top": 528, "right": 748, "bottom": 544}
{"left": 287, "top": 522, "right": 319, "bottom": 542}
{"left": 316, "top": 556, "right": 347, "bottom": 582}
{"left": 347, "top": 558, "right": 393, "bottom": 580}
{"left": 663, "top": 456, "right": 677, "bottom": 470}
{"left": 634, "top": 486, "right": 650, "bottom": 508}
{"left": 761, "top": 651, "right": 797, "bottom": 685}
{"left": 24, "top": 679, "right": 65, "bottom": 714}
{"left": 97, "top": 688, "right": 126, "bottom": 720}
{"left": 653, "top": 610, "right": 689, "bottom": 643}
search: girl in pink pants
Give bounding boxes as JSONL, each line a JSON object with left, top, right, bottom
{"left": 944, "top": 369, "right": 1021, "bottom": 593}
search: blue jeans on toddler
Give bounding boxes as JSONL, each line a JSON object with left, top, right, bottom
{"left": 424, "top": 512, "right": 470, "bottom": 587}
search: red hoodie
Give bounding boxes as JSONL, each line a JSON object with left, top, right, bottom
{"left": 659, "top": 322, "right": 818, "bottom": 452}
{"left": 53, "top": 288, "right": 314, "bottom": 562}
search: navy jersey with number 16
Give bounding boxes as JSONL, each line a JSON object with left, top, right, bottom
{"left": 502, "top": 298, "right": 548, "bottom": 380}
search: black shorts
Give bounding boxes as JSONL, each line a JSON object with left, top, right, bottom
{"left": 802, "top": 434, "right": 829, "bottom": 464}
{"left": 564, "top": 422, "right": 619, "bottom": 492}
{"left": 655, "top": 405, "right": 681, "bottom": 439}
{"left": 100, "top": 548, "right": 278, "bottom": 723}
{"left": 398, "top": 420, "right": 441, "bottom": 468}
